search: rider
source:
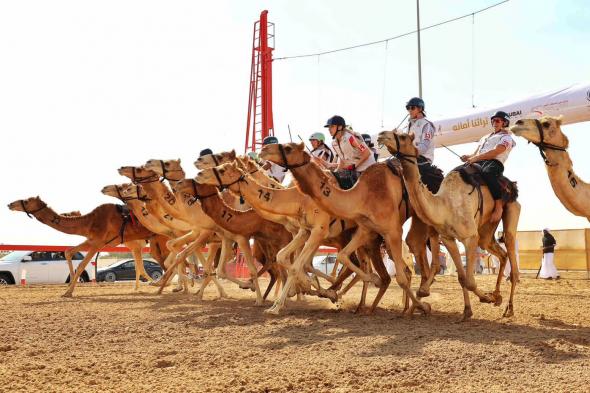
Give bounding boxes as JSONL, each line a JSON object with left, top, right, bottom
{"left": 309, "top": 132, "right": 335, "bottom": 163}
{"left": 260, "top": 136, "right": 286, "bottom": 183}
{"left": 461, "top": 110, "right": 516, "bottom": 223}
{"left": 314, "top": 115, "right": 375, "bottom": 188}
{"left": 404, "top": 97, "right": 443, "bottom": 193}
{"left": 362, "top": 133, "right": 379, "bottom": 161}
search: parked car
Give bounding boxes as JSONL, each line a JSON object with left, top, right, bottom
{"left": 96, "top": 259, "right": 163, "bottom": 282}
{"left": 0, "top": 250, "right": 94, "bottom": 285}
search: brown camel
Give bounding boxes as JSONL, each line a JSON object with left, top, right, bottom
{"left": 511, "top": 116, "right": 590, "bottom": 221}
{"left": 377, "top": 130, "right": 521, "bottom": 319}
{"left": 8, "top": 196, "right": 156, "bottom": 296}
{"left": 259, "top": 142, "right": 436, "bottom": 315}
{"left": 166, "top": 178, "right": 293, "bottom": 305}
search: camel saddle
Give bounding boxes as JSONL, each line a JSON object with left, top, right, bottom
{"left": 453, "top": 164, "right": 519, "bottom": 204}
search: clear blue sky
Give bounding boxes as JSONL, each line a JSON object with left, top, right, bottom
{"left": 1, "top": 0, "right": 588, "bottom": 245}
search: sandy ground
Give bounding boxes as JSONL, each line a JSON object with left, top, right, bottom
{"left": 1, "top": 273, "right": 590, "bottom": 393}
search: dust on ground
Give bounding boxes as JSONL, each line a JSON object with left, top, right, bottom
{"left": 1, "top": 273, "right": 589, "bottom": 393}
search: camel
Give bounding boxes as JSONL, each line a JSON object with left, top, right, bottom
{"left": 259, "top": 142, "right": 437, "bottom": 316}
{"left": 116, "top": 166, "right": 226, "bottom": 297}
{"left": 164, "top": 178, "right": 294, "bottom": 305}
{"left": 119, "top": 165, "right": 284, "bottom": 303}
{"left": 377, "top": 130, "right": 521, "bottom": 319}
{"left": 511, "top": 116, "right": 590, "bottom": 221}
{"left": 196, "top": 161, "right": 374, "bottom": 314}
{"left": 8, "top": 196, "right": 157, "bottom": 296}
{"left": 101, "top": 183, "right": 209, "bottom": 293}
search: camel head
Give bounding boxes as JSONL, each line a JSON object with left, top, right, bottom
{"left": 194, "top": 149, "right": 236, "bottom": 170}
{"left": 118, "top": 166, "right": 159, "bottom": 184}
{"left": 237, "top": 155, "right": 261, "bottom": 173}
{"left": 510, "top": 116, "right": 569, "bottom": 149}
{"left": 196, "top": 162, "right": 243, "bottom": 188}
{"left": 377, "top": 130, "right": 418, "bottom": 157}
{"left": 174, "top": 178, "right": 218, "bottom": 202}
{"left": 101, "top": 183, "right": 132, "bottom": 201}
{"left": 7, "top": 196, "right": 47, "bottom": 216}
{"left": 259, "top": 142, "right": 308, "bottom": 167}
{"left": 144, "top": 159, "right": 186, "bottom": 181}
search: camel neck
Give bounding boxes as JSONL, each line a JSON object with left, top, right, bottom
{"left": 230, "top": 174, "right": 301, "bottom": 217}
{"left": 199, "top": 190, "right": 259, "bottom": 235}
{"left": 32, "top": 204, "right": 94, "bottom": 237}
{"left": 544, "top": 149, "right": 590, "bottom": 218}
{"left": 399, "top": 159, "right": 443, "bottom": 227}
{"left": 141, "top": 181, "right": 184, "bottom": 218}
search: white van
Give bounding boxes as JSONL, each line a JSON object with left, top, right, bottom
{"left": 0, "top": 250, "right": 95, "bottom": 285}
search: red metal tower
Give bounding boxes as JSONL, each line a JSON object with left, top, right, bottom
{"left": 244, "top": 10, "right": 275, "bottom": 153}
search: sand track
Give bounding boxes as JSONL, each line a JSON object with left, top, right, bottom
{"left": 1, "top": 274, "right": 589, "bottom": 392}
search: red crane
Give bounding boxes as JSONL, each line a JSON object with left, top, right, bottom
{"left": 244, "top": 10, "right": 275, "bottom": 153}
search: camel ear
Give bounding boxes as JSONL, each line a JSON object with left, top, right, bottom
{"left": 296, "top": 142, "right": 304, "bottom": 151}
{"left": 230, "top": 150, "right": 236, "bottom": 159}
{"left": 556, "top": 115, "right": 563, "bottom": 126}
{"left": 177, "top": 158, "right": 181, "bottom": 163}
{"left": 408, "top": 131, "right": 416, "bottom": 141}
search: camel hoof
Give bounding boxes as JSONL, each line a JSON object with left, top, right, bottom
{"left": 493, "top": 293, "right": 503, "bottom": 307}
{"left": 354, "top": 306, "right": 371, "bottom": 316}
{"left": 254, "top": 300, "right": 265, "bottom": 307}
{"left": 264, "top": 306, "right": 281, "bottom": 315}
{"left": 503, "top": 305, "right": 514, "bottom": 318}
{"left": 417, "top": 288, "right": 430, "bottom": 298}
{"left": 460, "top": 307, "right": 473, "bottom": 322}
{"left": 421, "top": 302, "right": 432, "bottom": 316}
{"left": 172, "top": 287, "right": 183, "bottom": 293}
{"left": 324, "top": 289, "right": 338, "bottom": 303}
{"left": 61, "top": 292, "right": 73, "bottom": 298}
{"left": 479, "top": 294, "right": 494, "bottom": 304}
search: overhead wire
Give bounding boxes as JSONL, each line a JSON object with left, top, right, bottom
{"left": 274, "top": 0, "right": 509, "bottom": 61}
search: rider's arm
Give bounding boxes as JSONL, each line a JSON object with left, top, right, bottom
{"left": 349, "top": 137, "right": 371, "bottom": 168}
{"left": 415, "top": 123, "right": 433, "bottom": 157}
{"left": 468, "top": 145, "right": 506, "bottom": 163}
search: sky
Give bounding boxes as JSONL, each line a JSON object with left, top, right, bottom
{"left": 1, "top": 0, "right": 589, "bottom": 245}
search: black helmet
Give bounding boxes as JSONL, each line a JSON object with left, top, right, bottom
{"left": 490, "top": 110, "right": 510, "bottom": 127}
{"left": 361, "top": 133, "right": 373, "bottom": 147}
{"left": 405, "top": 97, "right": 425, "bottom": 110}
{"left": 199, "top": 148, "right": 213, "bottom": 157}
{"left": 324, "top": 115, "right": 346, "bottom": 128}
{"left": 262, "top": 136, "right": 279, "bottom": 145}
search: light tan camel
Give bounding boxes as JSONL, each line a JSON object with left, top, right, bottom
{"left": 511, "top": 116, "right": 590, "bottom": 221}
{"left": 377, "top": 130, "right": 521, "bottom": 319}
{"left": 101, "top": 183, "right": 211, "bottom": 294}
{"left": 8, "top": 196, "right": 156, "bottom": 296}
{"left": 116, "top": 166, "right": 228, "bottom": 298}
{"left": 160, "top": 178, "right": 293, "bottom": 305}
{"left": 259, "top": 142, "right": 437, "bottom": 315}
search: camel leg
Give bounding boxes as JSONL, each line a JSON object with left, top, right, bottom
{"left": 265, "top": 226, "right": 328, "bottom": 315}
{"left": 405, "top": 219, "right": 431, "bottom": 297}
{"left": 365, "top": 240, "right": 391, "bottom": 314}
{"left": 441, "top": 237, "right": 474, "bottom": 321}
{"left": 276, "top": 228, "right": 310, "bottom": 268}
{"left": 330, "top": 260, "right": 340, "bottom": 278}
{"left": 333, "top": 227, "right": 380, "bottom": 284}
{"left": 156, "top": 250, "right": 180, "bottom": 294}
{"left": 385, "top": 231, "right": 430, "bottom": 316}
{"left": 64, "top": 240, "right": 91, "bottom": 282}
{"left": 62, "top": 246, "right": 100, "bottom": 297}
{"left": 216, "top": 239, "right": 257, "bottom": 290}
{"left": 236, "top": 238, "right": 264, "bottom": 306}
{"left": 156, "top": 232, "right": 200, "bottom": 293}
{"left": 478, "top": 222, "right": 506, "bottom": 307}
{"left": 205, "top": 242, "right": 228, "bottom": 299}
{"left": 462, "top": 235, "right": 495, "bottom": 305}
{"left": 126, "top": 240, "right": 152, "bottom": 290}
{"left": 502, "top": 202, "right": 521, "bottom": 317}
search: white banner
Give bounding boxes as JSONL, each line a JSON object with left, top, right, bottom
{"left": 374, "top": 82, "right": 590, "bottom": 151}
{"left": 432, "top": 82, "right": 590, "bottom": 146}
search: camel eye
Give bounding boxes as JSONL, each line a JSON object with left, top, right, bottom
{"left": 542, "top": 121, "right": 550, "bottom": 129}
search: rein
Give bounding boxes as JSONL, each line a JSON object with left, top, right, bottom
{"left": 22, "top": 201, "right": 48, "bottom": 218}
{"left": 188, "top": 179, "right": 217, "bottom": 203}
{"left": 531, "top": 119, "right": 567, "bottom": 166}
{"left": 392, "top": 133, "right": 419, "bottom": 165}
